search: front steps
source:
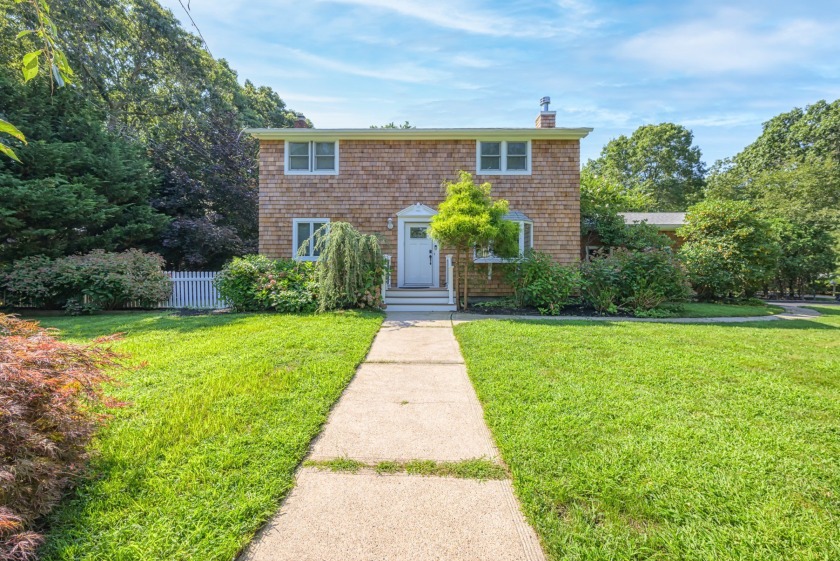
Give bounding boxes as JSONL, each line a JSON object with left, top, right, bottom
{"left": 383, "top": 288, "right": 456, "bottom": 312}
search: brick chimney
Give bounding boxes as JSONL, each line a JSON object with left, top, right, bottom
{"left": 535, "top": 96, "right": 555, "bottom": 128}
{"left": 293, "top": 112, "right": 308, "bottom": 128}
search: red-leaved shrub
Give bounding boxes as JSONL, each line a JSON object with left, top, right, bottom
{"left": 0, "top": 315, "right": 124, "bottom": 560}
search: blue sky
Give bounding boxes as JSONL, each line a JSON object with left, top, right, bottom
{"left": 159, "top": 0, "right": 840, "bottom": 166}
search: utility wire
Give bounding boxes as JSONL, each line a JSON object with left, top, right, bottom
{"left": 177, "top": 0, "right": 212, "bottom": 56}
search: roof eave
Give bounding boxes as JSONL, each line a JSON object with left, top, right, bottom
{"left": 244, "top": 127, "right": 593, "bottom": 141}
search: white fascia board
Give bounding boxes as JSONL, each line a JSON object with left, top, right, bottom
{"left": 245, "top": 127, "right": 593, "bottom": 141}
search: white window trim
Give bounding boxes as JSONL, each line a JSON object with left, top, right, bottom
{"left": 293, "top": 218, "right": 330, "bottom": 261}
{"left": 284, "top": 140, "right": 339, "bottom": 175}
{"left": 476, "top": 140, "right": 531, "bottom": 176}
{"left": 474, "top": 219, "right": 534, "bottom": 263}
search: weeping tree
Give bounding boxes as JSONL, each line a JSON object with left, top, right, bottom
{"left": 301, "top": 221, "right": 385, "bottom": 312}
{"left": 430, "top": 171, "right": 519, "bottom": 310}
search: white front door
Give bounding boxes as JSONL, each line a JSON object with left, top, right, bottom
{"left": 403, "top": 222, "right": 434, "bottom": 286}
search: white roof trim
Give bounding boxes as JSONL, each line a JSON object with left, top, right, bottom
{"left": 396, "top": 203, "right": 437, "bottom": 217}
{"left": 620, "top": 212, "right": 686, "bottom": 231}
{"left": 245, "top": 127, "right": 593, "bottom": 141}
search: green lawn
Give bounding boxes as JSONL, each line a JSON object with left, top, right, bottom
{"left": 666, "top": 302, "right": 783, "bottom": 317}
{"left": 455, "top": 314, "right": 840, "bottom": 561}
{"left": 33, "top": 311, "right": 382, "bottom": 561}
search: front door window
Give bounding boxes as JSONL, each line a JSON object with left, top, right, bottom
{"left": 404, "top": 223, "right": 433, "bottom": 286}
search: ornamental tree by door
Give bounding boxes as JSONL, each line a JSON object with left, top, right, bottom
{"left": 430, "top": 171, "right": 519, "bottom": 310}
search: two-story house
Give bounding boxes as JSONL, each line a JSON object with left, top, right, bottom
{"left": 246, "top": 98, "right": 591, "bottom": 311}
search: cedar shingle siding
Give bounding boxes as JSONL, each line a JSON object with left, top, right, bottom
{"left": 258, "top": 138, "right": 581, "bottom": 296}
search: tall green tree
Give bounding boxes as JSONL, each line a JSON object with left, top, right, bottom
{"left": 150, "top": 109, "right": 259, "bottom": 270}
{"left": 704, "top": 100, "right": 840, "bottom": 297}
{"left": 1, "top": 0, "right": 302, "bottom": 267}
{"left": 1, "top": 0, "right": 73, "bottom": 161}
{"left": 735, "top": 99, "right": 840, "bottom": 173}
{"left": 0, "top": 69, "right": 168, "bottom": 261}
{"left": 580, "top": 168, "right": 669, "bottom": 250}
{"left": 585, "top": 123, "right": 706, "bottom": 211}
{"left": 430, "top": 171, "right": 518, "bottom": 310}
{"left": 678, "top": 200, "right": 779, "bottom": 300}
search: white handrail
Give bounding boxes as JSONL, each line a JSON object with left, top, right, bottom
{"left": 446, "top": 255, "right": 454, "bottom": 305}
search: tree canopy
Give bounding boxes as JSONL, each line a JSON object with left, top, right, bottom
{"left": 735, "top": 99, "right": 840, "bottom": 173}
{"left": 430, "top": 171, "right": 518, "bottom": 310}
{"left": 0, "top": 0, "right": 302, "bottom": 268}
{"left": 679, "top": 199, "right": 779, "bottom": 300}
{"left": 704, "top": 100, "right": 840, "bottom": 295}
{"left": 0, "top": 69, "right": 168, "bottom": 261}
{"left": 584, "top": 122, "right": 706, "bottom": 211}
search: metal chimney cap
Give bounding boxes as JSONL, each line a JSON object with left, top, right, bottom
{"left": 540, "top": 96, "right": 551, "bottom": 112}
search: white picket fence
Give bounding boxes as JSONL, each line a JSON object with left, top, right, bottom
{"left": 159, "top": 271, "right": 226, "bottom": 309}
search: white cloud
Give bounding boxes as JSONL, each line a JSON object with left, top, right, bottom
{"left": 682, "top": 114, "right": 761, "bottom": 127}
{"left": 449, "top": 54, "right": 495, "bottom": 69}
{"left": 313, "top": 0, "right": 599, "bottom": 38}
{"left": 620, "top": 10, "right": 837, "bottom": 74}
{"left": 274, "top": 46, "right": 449, "bottom": 84}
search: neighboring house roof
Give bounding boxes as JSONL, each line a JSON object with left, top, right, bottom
{"left": 244, "top": 127, "right": 593, "bottom": 141}
{"left": 620, "top": 212, "right": 686, "bottom": 231}
{"left": 503, "top": 210, "right": 532, "bottom": 222}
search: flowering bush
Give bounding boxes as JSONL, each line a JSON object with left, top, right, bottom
{"left": 0, "top": 315, "right": 123, "bottom": 560}
{"left": 2, "top": 250, "right": 172, "bottom": 313}
{"left": 215, "top": 255, "right": 317, "bottom": 312}
{"left": 0, "top": 256, "right": 58, "bottom": 308}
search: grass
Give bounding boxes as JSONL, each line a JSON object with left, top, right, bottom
{"left": 32, "top": 311, "right": 383, "bottom": 561}
{"left": 454, "top": 314, "right": 840, "bottom": 561}
{"left": 403, "top": 458, "right": 507, "bottom": 480}
{"left": 472, "top": 299, "right": 783, "bottom": 318}
{"left": 303, "top": 458, "right": 366, "bottom": 473}
{"left": 304, "top": 458, "right": 508, "bottom": 480}
{"left": 663, "top": 301, "right": 783, "bottom": 317}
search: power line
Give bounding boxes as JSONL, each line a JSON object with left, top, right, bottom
{"left": 177, "top": 0, "right": 211, "bottom": 57}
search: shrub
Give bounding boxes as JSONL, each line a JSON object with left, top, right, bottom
{"left": 579, "top": 257, "right": 620, "bottom": 314}
{"left": 215, "top": 255, "right": 317, "bottom": 312}
{"left": 1, "top": 256, "right": 58, "bottom": 308}
{"left": 0, "top": 315, "right": 122, "bottom": 560}
{"left": 507, "top": 251, "right": 581, "bottom": 315}
{"left": 679, "top": 200, "right": 779, "bottom": 300}
{"left": 2, "top": 250, "right": 172, "bottom": 313}
{"left": 310, "top": 222, "right": 385, "bottom": 312}
{"left": 581, "top": 248, "right": 689, "bottom": 314}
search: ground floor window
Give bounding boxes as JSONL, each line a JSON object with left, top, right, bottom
{"left": 474, "top": 214, "right": 534, "bottom": 263}
{"left": 293, "top": 218, "right": 329, "bottom": 260}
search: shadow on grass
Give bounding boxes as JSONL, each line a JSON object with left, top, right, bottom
{"left": 26, "top": 311, "right": 287, "bottom": 340}
{"left": 804, "top": 305, "right": 840, "bottom": 316}
{"left": 32, "top": 309, "right": 387, "bottom": 341}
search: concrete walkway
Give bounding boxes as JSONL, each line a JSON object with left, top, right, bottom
{"left": 240, "top": 317, "right": 545, "bottom": 561}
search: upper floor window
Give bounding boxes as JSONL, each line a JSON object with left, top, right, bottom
{"left": 477, "top": 140, "right": 531, "bottom": 175}
{"left": 285, "top": 141, "right": 338, "bottom": 175}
